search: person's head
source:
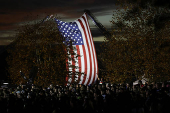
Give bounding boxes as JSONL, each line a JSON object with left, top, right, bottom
{"left": 162, "top": 82, "right": 165, "bottom": 87}
{"left": 17, "top": 86, "right": 21, "bottom": 90}
{"left": 94, "top": 91, "right": 98, "bottom": 97}
{"left": 111, "top": 86, "right": 115, "bottom": 92}
{"left": 31, "top": 84, "right": 35, "bottom": 89}
{"left": 98, "top": 84, "right": 102, "bottom": 90}
{"left": 106, "top": 89, "right": 110, "bottom": 95}
{"left": 79, "top": 84, "right": 82, "bottom": 88}
{"left": 98, "top": 78, "right": 100, "bottom": 81}
{"left": 90, "top": 89, "right": 93, "bottom": 93}
{"left": 146, "top": 90, "right": 150, "bottom": 97}
{"left": 156, "top": 83, "right": 161, "bottom": 89}
{"left": 50, "top": 89, "right": 54, "bottom": 94}
{"left": 138, "top": 80, "right": 142, "bottom": 85}
{"left": 8, "top": 88, "right": 13, "bottom": 94}
{"left": 147, "top": 85, "right": 151, "bottom": 90}
{"left": 119, "top": 88, "right": 124, "bottom": 93}
{"left": 116, "top": 88, "right": 119, "bottom": 93}
{"left": 50, "top": 84, "right": 53, "bottom": 89}
{"left": 87, "top": 86, "right": 90, "bottom": 91}
{"left": 102, "top": 83, "right": 106, "bottom": 89}
{"left": 58, "top": 87, "right": 61, "bottom": 92}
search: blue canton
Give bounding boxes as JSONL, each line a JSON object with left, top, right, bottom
{"left": 55, "top": 19, "right": 84, "bottom": 45}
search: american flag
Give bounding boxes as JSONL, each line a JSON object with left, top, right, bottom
{"left": 55, "top": 13, "right": 98, "bottom": 85}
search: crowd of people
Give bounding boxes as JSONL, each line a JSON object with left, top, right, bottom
{"left": 0, "top": 79, "right": 170, "bottom": 113}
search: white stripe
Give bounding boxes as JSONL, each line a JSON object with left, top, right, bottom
{"left": 84, "top": 14, "right": 98, "bottom": 84}
{"left": 79, "top": 17, "right": 91, "bottom": 85}
{"left": 79, "top": 45, "right": 84, "bottom": 84}
{"left": 67, "top": 49, "right": 72, "bottom": 84}
{"left": 73, "top": 45, "right": 79, "bottom": 82}
{"left": 75, "top": 19, "right": 90, "bottom": 85}
{"left": 84, "top": 14, "right": 95, "bottom": 85}
{"left": 81, "top": 15, "right": 94, "bottom": 85}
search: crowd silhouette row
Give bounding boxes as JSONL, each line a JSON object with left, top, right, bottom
{"left": 0, "top": 79, "right": 170, "bottom": 113}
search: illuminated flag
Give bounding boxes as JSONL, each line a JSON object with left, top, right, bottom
{"left": 55, "top": 13, "right": 98, "bottom": 85}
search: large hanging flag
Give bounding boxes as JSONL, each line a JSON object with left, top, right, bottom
{"left": 55, "top": 13, "right": 98, "bottom": 85}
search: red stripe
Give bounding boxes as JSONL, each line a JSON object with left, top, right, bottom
{"left": 71, "top": 48, "right": 75, "bottom": 84}
{"left": 84, "top": 14, "right": 98, "bottom": 84}
{"left": 82, "top": 16, "right": 94, "bottom": 85}
{"left": 65, "top": 49, "right": 69, "bottom": 86}
{"left": 81, "top": 45, "right": 87, "bottom": 85}
{"left": 76, "top": 45, "right": 81, "bottom": 83}
{"left": 78, "top": 18, "right": 92, "bottom": 85}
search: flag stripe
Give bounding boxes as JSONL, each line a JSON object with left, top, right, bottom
{"left": 82, "top": 16, "right": 95, "bottom": 85}
{"left": 65, "top": 49, "right": 69, "bottom": 85}
{"left": 65, "top": 58, "right": 68, "bottom": 85}
{"left": 82, "top": 45, "right": 87, "bottom": 84}
{"left": 68, "top": 50, "right": 72, "bottom": 84}
{"left": 76, "top": 45, "right": 81, "bottom": 83}
{"left": 79, "top": 45, "right": 85, "bottom": 84}
{"left": 77, "top": 18, "right": 92, "bottom": 85}
{"left": 71, "top": 47, "right": 75, "bottom": 84}
{"left": 75, "top": 19, "right": 88, "bottom": 85}
{"left": 84, "top": 14, "right": 98, "bottom": 84}
{"left": 74, "top": 45, "right": 79, "bottom": 82}
{"left": 80, "top": 17, "right": 92, "bottom": 85}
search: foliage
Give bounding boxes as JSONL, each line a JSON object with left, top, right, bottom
{"left": 7, "top": 20, "right": 81, "bottom": 87}
{"left": 100, "top": 0, "right": 170, "bottom": 84}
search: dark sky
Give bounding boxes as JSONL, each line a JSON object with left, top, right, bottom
{"left": 0, "top": 0, "right": 117, "bottom": 45}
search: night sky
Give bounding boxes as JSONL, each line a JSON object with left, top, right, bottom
{"left": 0, "top": 0, "right": 118, "bottom": 45}
{"left": 0, "top": 0, "right": 118, "bottom": 80}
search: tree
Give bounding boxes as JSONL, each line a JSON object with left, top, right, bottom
{"left": 99, "top": 0, "right": 170, "bottom": 84}
{"left": 7, "top": 19, "right": 81, "bottom": 87}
